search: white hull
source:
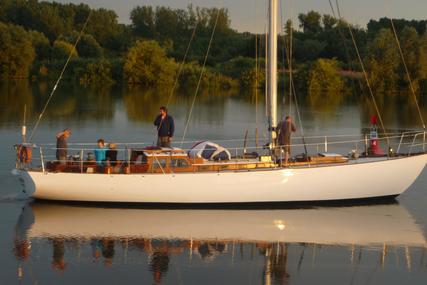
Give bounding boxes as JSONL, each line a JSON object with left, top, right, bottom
{"left": 21, "top": 154, "right": 427, "bottom": 203}
{"left": 20, "top": 203, "right": 427, "bottom": 247}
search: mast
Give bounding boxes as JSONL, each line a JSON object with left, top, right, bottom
{"left": 268, "top": 0, "right": 278, "bottom": 147}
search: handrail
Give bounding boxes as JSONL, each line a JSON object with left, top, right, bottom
{"left": 408, "top": 132, "right": 425, "bottom": 155}
{"left": 27, "top": 133, "right": 424, "bottom": 154}
{"left": 397, "top": 132, "right": 406, "bottom": 154}
{"left": 423, "top": 131, "right": 426, "bottom": 152}
{"left": 32, "top": 130, "right": 422, "bottom": 147}
{"left": 24, "top": 131, "right": 426, "bottom": 172}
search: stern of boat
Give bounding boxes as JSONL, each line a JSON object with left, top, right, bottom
{"left": 15, "top": 169, "right": 36, "bottom": 198}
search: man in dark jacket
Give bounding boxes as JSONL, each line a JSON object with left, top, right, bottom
{"left": 56, "top": 128, "right": 71, "bottom": 164}
{"left": 277, "top": 116, "right": 296, "bottom": 164}
{"left": 154, "top": 106, "right": 175, "bottom": 147}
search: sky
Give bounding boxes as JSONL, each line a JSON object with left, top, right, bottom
{"left": 53, "top": 0, "right": 427, "bottom": 33}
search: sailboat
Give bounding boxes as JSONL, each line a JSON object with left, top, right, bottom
{"left": 14, "top": 0, "right": 427, "bottom": 203}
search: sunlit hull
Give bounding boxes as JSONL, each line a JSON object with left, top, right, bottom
{"left": 21, "top": 203, "right": 427, "bottom": 247}
{"left": 21, "top": 154, "right": 427, "bottom": 203}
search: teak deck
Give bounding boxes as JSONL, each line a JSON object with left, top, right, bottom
{"left": 44, "top": 148, "right": 349, "bottom": 174}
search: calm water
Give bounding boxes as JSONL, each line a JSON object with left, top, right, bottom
{"left": 0, "top": 81, "right": 427, "bottom": 284}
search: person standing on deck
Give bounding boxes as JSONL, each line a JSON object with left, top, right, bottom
{"left": 277, "top": 116, "right": 296, "bottom": 164}
{"left": 94, "top": 139, "right": 107, "bottom": 165}
{"left": 154, "top": 106, "right": 175, "bottom": 148}
{"left": 56, "top": 129, "right": 71, "bottom": 164}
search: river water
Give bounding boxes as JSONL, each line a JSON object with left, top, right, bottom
{"left": 0, "top": 81, "right": 426, "bottom": 284}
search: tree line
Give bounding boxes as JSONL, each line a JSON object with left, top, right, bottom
{"left": 1, "top": 0, "right": 427, "bottom": 99}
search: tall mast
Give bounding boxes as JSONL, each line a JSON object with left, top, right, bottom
{"left": 268, "top": 0, "right": 278, "bottom": 147}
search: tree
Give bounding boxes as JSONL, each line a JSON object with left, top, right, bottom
{"left": 154, "top": 6, "right": 180, "bottom": 41}
{"left": 84, "top": 8, "right": 121, "bottom": 48}
{"left": 365, "top": 29, "right": 400, "bottom": 94}
{"left": 51, "top": 40, "right": 78, "bottom": 60}
{"left": 59, "top": 32, "right": 103, "bottom": 58}
{"left": 322, "top": 15, "right": 338, "bottom": 31}
{"left": 29, "top": 30, "right": 50, "bottom": 61}
{"left": 308, "top": 58, "right": 344, "bottom": 97}
{"left": 293, "top": 38, "right": 327, "bottom": 62}
{"left": 130, "top": 6, "right": 155, "bottom": 38}
{"left": 123, "top": 40, "right": 177, "bottom": 86}
{"left": 368, "top": 18, "right": 427, "bottom": 38}
{"left": 0, "top": 22, "right": 35, "bottom": 78}
{"left": 298, "top": 11, "right": 322, "bottom": 34}
{"left": 398, "top": 27, "right": 427, "bottom": 92}
{"left": 74, "top": 59, "right": 114, "bottom": 85}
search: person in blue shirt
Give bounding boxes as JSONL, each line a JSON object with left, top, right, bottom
{"left": 94, "top": 139, "right": 107, "bottom": 165}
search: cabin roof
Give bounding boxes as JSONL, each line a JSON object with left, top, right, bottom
{"left": 136, "top": 147, "right": 188, "bottom": 158}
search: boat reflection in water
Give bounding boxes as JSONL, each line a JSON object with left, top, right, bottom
{"left": 14, "top": 203, "right": 427, "bottom": 284}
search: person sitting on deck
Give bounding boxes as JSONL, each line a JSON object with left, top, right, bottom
{"left": 56, "top": 129, "right": 71, "bottom": 164}
{"left": 277, "top": 116, "right": 296, "bottom": 164}
{"left": 105, "top": 143, "right": 118, "bottom": 167}
{"left": 153, "top": 106, "right": 175, "bottom": 148}
{"left": 94, "top": 139, "right": 107, "bottom": 165}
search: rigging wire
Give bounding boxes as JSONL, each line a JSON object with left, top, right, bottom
{"left": 154, "top": 18, "right": 199, "bottom": 140}
{"left": 278, "top": 0, "right": 285, "bottom": 120}
{"left": 280, "top": 0, "right": 308, "bottom": 156}
{"left": 165, "top": 20, "right": 199, "bottom": 107}
{"left": 332, "top": 0, "right": 390, "bottom": 147}
{"left": 254, "top": 0, "right": 260, "bottom": 147}
{"left": 327, "top": 0, "right": 359, "bottom": 96}
{"left": 389, "top": 18, "right": 426, "bottom": 130}
{"left": 335, "top": 0, "right": 342, "bottom": 18}
{"left": 179, "top": 7, "right": 222, "bottom": 146}
{"left": 288, "top": 18, "right": 293, "bottom": 117}
{"left": 28, "top": 11, "right": 92, "bottom": 143}
{"left": 265, "top": 1, "right": 269, "bottom": 120}
{"left": 286, "top": 0, "right": 293, "bottom": 117}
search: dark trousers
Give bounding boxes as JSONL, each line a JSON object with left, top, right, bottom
{"left": 157, "top": 136, "right": 171, "bottom": 148}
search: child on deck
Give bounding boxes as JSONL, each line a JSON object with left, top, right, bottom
{"left": 94, "top": 139, "right": 107, "bottom": 165}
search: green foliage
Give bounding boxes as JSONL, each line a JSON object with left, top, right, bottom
{"left": 0, "top": 0, "right": 121, "bottom": 48}
{"left": 368, "top": 18, "right": 427, "bottom": 37}
{"left": 85, "top": 8, "right": 121, "bottom": 49}
{"left": 0, "top": 22, "right": 35, "bottom": 78}
{"left": 130, "top": 5, "right": 241, "bottom": 66}
{"left": 397, "top": 27, "right": 427, "bottom": 93}
{"left": 218, "top": 56, "right": 254, "bottom": 78}
{"left": 178, "top": 61, "right": 238, "bottom": 89}
{"left": 365, "top": 29, "right": 399, "bottom": 94}
{"left": 28, "top": 30, "right": 50, "bottom": 61}
{"left": 298, "top": 11, "right": 322, "bottom": 34}
{"left": 130, "top": 6, "right": 155, "bottom": 39}
{"left": 123, "top": 40, "right": 178, "bottom": 86}
{"left": 59, "top": 32, "right": 103, "bottom": 58}
{"left": 217, "top": 56, "right": 265, "bottom": 89}
{"left": 308, "top": 58, "right": 344, "bottom": 97}
{"left": 74, "top": 59, "right": 114, "bottom": 85}
{"left": 1, "top": 1, "right": 427, "bottom": 98}
{"left": 240, "top": 68, "right": 265, "bottom": 89}
{"left": 293, "top": 38, "right": 327, "bottom": 62}
{"left": 179, "top": 61, "right": 207, "bottom": 87}
{"left": 51, "top": 40, "right": 78, "bottom": 60}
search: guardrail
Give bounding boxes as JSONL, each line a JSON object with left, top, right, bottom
{"left": 17, "top": 130, "right": 427, "bottom": 174}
